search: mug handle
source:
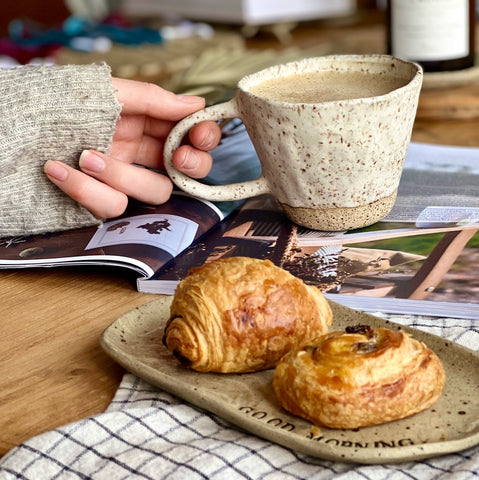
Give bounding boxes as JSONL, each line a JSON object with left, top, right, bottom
{"left": 163, "top": 99, "right": 270, "bottom": 201}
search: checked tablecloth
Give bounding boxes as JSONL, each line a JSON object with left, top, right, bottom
{"left": 0, "top": 312, "right": 478, "bottom": 480}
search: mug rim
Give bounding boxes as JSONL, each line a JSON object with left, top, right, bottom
{"left": 238, "top": 54, "right": 423, "bottom": 106}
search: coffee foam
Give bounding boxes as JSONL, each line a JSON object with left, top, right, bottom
{"left": 249, "top": 70, "right": 409, "bottom": 103}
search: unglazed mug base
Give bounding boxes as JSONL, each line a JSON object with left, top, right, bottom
{"left": 280, "top": 190, "right": 398, "bottom": 231}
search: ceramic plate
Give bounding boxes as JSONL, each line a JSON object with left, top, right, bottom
{"left": 100, "top": 297, "right": 479, "bottom": 464}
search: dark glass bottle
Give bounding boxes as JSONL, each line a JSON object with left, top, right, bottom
{"left": 386, "top": 0, "right": 476, "bottom": 72}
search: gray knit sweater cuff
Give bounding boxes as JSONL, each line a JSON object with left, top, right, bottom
{"left": 0, "top": 63, "right": 122, "bottom": 238}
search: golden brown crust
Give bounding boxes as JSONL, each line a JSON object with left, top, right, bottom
{"left": 163, "top": 257, "right": 333, "bottom": 373}
{"left": 273, "top": 325, "right": 446, "bottom": 429}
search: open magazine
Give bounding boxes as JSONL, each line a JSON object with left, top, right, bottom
{"left": 0, "top": 191, "right": 225, "bottom": 279}
{"left": 141, "top": 192, "right": 478, "bottom": 314}
{"left": 139, "top": 142, "right": 479, "bottom": 319}
{"left": 0, "top": 122, "right": 478, "bottom": 318}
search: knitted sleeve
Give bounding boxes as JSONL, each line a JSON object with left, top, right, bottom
{"left": 0, "top": 63, "right": 122, "bottom": 238}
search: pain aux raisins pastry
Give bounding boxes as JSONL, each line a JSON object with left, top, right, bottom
{"left": 273, "top": 324, "right": 445, "bottom": 429}
{"left": 163, "top": 256, "right": 332, "bottom": 373}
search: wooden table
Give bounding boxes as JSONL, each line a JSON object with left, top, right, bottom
{"left": 0, "top": 267, "right": 153, "bottom": 455}
{"left": 1, "top": 8, "right": 478, "bottom": 458}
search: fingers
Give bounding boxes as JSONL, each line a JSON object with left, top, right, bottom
{"left": 189, "top": 120, "right": 222, "bottom": 151}
{"left": 172, "top": 120, "right": 220, "bottom": 177}
{"left": 166, "top": 121, "right": 219, "bottom": 177}
{"left": 110, "top": 133, "right": 165, "bottom": 170}
{"left": 44, "top": 160, "right": 129, "bottom": 218}
{"left": 167, "top": 120, "right": 220, "bottom": 177}
{"left": 44, "top": 153, "right": 174, "bottom": 218}
{"left": 44, "top": 130, "right": 218, "bottom": 218}
{"left": 44, "top": 79, "right": 222, "bottom": 217}
{"left": 112, "top": 77, "right": 206, "bottom": 121}
{"left": 78, "top": 150, "right": 174, "bottom": 204}
{"left": 110, "top": 119, "right": 221, "bottom": 173}
{"left": 172, "top": 146, "right": 213, "bottom": 179}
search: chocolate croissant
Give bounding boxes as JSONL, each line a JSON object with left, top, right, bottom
{"left": 163, "top": 256, "right": 332, "bottom": 373}
{"left": 273, "top": 325, "right": 445, "bottom": 429}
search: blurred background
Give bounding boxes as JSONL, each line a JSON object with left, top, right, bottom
{"left": 1, "top": 0, "right": 377, "bottom": 37}
{"left": 0, "top": 0, "right": 385, "bottom": 103}
{"left": 1, "top": 0, "right": 476, "bottom": 106}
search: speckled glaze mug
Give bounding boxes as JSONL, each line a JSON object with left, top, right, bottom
{"left": 164, "top": 55, "right": 423, "bottom": 230}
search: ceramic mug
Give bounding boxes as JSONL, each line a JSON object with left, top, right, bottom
{"left": 163, "top": 54, "right": 423, "bottom": 231}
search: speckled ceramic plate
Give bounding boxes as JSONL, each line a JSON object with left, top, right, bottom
{"left": 100, "top": 297, "right": 479, "bottom": 464}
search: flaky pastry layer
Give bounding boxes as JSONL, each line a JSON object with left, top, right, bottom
{"left": 163, "top": 257, "right": 332, "bottom": 373}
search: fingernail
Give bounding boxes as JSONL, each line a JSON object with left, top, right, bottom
{"left": 180, "top": 147, "right": 199, "bottom": 170}
{"left": 44, "top": 160, "right": 68, "bottom": 181}
{"left": 177, "top": 94, "right": 203, "bottom": 104}
{"left": 79, "top": 150, "right": 106, "bottom": 173}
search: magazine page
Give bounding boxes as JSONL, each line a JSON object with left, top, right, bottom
{"left": 384, "top": 141, "right": 479, "bottom": 223}
{"left": 143, "top": 189, "right": 479, "bottom": 319}
{"left": 0, "top": 193, "right": 224, "bottom": 278}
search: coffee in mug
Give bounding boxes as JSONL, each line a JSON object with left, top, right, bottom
{"left": 248, "top": 70, "right": 409, "bottom": 103}
{"left": 163, "top": 55, "right": 423, "bottom": 231}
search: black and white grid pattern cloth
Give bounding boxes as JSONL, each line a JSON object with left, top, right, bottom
{"left": 0, "top": 313, "right": 478, "bottom": 480}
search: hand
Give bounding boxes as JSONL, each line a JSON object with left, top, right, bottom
{"left": 44, "top": 77, "right": 221, "bottom": 218}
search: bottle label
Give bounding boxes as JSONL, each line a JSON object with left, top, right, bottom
{"left": 391, "top": 0, "right": 469, "bottom": 61}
